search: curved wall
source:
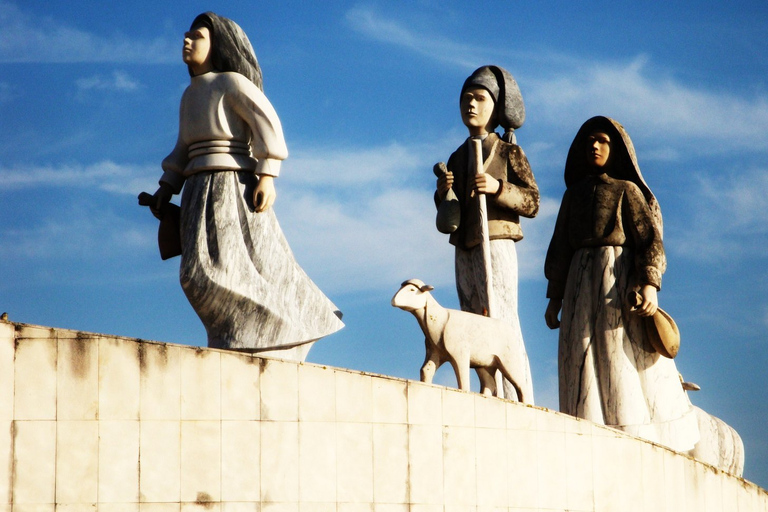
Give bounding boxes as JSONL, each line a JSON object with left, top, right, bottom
{"left": 1, "top": 320, "right": 766, "bottom": 511}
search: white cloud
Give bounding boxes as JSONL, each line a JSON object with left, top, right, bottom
{"left": 671, "top": 167, "right": 768, "bottom": 262}
{"left": 76, "top": 71, "right": 141, "bottom": 93}
{"left": 0, "top": 160, "right": 158, "bottom": 196}
{"left": 346, "top": 6, "right": 768, "bottom": 157}
{"left": 0, "top": 1, "right": 175, "bottom": 63}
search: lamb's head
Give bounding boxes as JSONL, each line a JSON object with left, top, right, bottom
{"left": 391, "top": 279, "right": 435, "bottom": 312}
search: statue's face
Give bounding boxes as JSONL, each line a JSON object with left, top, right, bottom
{"left": 183, "top": 26, "right": 212, "bottom": 74}
{"left": 586, "top": 131, "right": 611, "bottom": 168}
{"left": 460, "top": 87, "right": 496, "bottom": 136}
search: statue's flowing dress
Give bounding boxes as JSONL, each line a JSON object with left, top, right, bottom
{"left": 160, "top": 71, "right": 343, "bottom": 356}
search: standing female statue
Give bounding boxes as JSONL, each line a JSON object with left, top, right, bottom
{"left": 146, "top": 12, "right": 343, "bottom": 360}
{"left": 544, "top": 116, "right": 698, "bottom": 451}
{"left": 434, "top": 66, "right": 539, "bottom": 401}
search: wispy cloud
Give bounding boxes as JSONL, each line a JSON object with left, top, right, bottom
{"left": 0, "top": 160, "right": 158, "bottom": 195}
{"left": 76, "top": 71, "right": 141, "bottom": 93}
{"left": 346, "top": 6, "right": 768, "bottom": 156}
{"left": 0, "top": 1, "right": 175, "bottom": 63}
{"left": 671, "top": 167, "right": 768, "bottom": 262}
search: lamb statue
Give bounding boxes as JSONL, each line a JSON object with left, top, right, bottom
{"left": 391, "top": 279, "right": 534, "bottom": 403}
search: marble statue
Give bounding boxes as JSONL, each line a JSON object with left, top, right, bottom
{"left": 392, "top": 279, "right": 533, "bottom": 403}
{"left": 544, "top": 116, "right": 700, "bottom": 452}
{"left": 434, "top": 65, "right": 539, "bottom": 401}
{"left": 142, "top": 12, "right": 343, "bottom": 361}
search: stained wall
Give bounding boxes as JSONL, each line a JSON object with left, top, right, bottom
{"left": 1, "top": 320, "right": 766, "bottom": 511}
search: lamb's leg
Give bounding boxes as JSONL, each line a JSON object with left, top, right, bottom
{"left": 475, "top": 367, "right": 496, "bottom": 396}
{"left": 420, "top": 341, "right": 441, "bottom": 383}
{"left": 451, "top": 355, "right": 471, "bottom": 391}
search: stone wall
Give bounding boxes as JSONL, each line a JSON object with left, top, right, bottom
{"left": 1, "top": 319, "right": 766, "bottom": 511}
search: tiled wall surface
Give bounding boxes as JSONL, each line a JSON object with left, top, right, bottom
{"left": 1, "top": 320, "right": 767, "bottom": 511}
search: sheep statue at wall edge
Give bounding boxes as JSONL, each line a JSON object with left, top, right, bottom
{"left": 391, "top": 279, "right": 533, "bottom": 403}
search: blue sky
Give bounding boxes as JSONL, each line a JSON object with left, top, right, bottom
{"left": 2, "top": 0, "right": 767, "bottom": 487}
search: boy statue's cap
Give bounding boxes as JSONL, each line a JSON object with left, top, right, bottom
{"left": 461, "top": 65, "right": 525, "bottom": 133}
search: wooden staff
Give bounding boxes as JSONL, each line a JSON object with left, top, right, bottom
{"left": 471, "top": 137, "right": 496, "bottom": 318}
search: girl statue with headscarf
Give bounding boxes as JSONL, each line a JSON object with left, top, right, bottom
{"left": 434, "top": 66, "right": 540, "bottom": 402}
{"left": 147, "top": 12, "right": 343, "bottom": 360}
{"left": 544, "top": 116, "right": 699, "bottom": 451}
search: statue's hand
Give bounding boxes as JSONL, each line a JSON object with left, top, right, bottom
{"left": 254, "top": 175, "right": 276, "bottom": 212}
{"left": 436, "top": 170, "right": 454, "bottom": 197}
{"left": 636, "top": 284, "right": 659, "bottom": 317}
{"left": 151, "top": 183, "right": 173, "bottom": 220}
{"left": 545, "top": 298, "right": 562, "bottom": 329}
{"left": 473, "top": 173, "right": 501, "bottom": 195}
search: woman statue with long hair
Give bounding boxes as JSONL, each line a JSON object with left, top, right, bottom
{"left": 148, "top": 12, "right": 343, "bottom": 361}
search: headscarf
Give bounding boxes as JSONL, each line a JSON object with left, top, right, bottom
{"left": 189, "top": 12, "right": 263, "bottom": 91}
{"left": 460, "top": 65, "right": 525, "bottom": 142}
{"left": 565, "top": 116, "right": 664, "bottom": 240}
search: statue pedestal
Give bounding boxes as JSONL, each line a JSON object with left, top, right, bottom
{"left": 1, "top": 320, "right": 765, "bottom": 510}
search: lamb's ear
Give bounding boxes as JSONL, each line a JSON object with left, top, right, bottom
{"left": 420, "top": 284, "right": 435, "bottom": 292}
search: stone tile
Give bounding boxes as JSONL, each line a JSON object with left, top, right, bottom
{"left": 639, "top": 444, "right": 666, "bottom": 512}
{"left": 298, "top": 503, "right": 334, "bottom": 512}
{"left": 408, "top": 505, "right": 443, "bottom": 512}
{"left": 592, "top": 434, "right": 643, "bottom": 512}
{"left": 444, "top": 506, "right": 477, "bottom": 512}
{"left": 474, "top": 395, "right": 506, "bottom": 429}
{"left": 140, "top": 343, "right": 181, "bottom": 421}
{"left": 407, "top": 382, "right": 442, "bottom": 426}
{"left": 0, "top": 323, "right": 15, "bottom": 421}
{"left": 661, "top": 448, "right": 688, "bottom": 512}
{"left": 443, "top": 425, "right": 476, "bottom": 507}
{"left": 372, "top": 506, "right": 409, "bottom": 512}
{"left": 699, "top": 464, "right": 724, "bottom": 512}
{"left": 0, "top": 422, "right": 10, "bottom": 504}
{"left": 99, "top": 420, "right": 140, "bottom": 503}
{"left": 682, "top": 456, "right": 708, "bottom": 512}
{"left": 180, "top": 348, "right": 221, "bottom": 420}
{"left": 475, "top": 428, "right": 507, "bottom": 508}
{"left": 372, "top": 378, "right": 407, "bottom": 424}
{"left": 442, "top": 388, "right": 474, "bottom": 428}
{"left": 298, "top": 422, "right": 336, "bottom": 502}
{"left": 139, "top": 505, "right": 181, "bottom": 512}
{"left": 180, "top": 420, "right": 221, "bottom": 503}
{"left": 537, "top": 429, "right": 568, "bottom": 510}
{"left": 94, "top": 505, "right": 139, "bottom": 512}
{"left": 221, "top": 352, "right": 260, "bottom": 421}
{"left": 56, "top": 420, "right": 98, "bottom": 503}
{"left": 14, "top": 338, "right": 57, "bottom": 420}
{"left": 11, "top": 506, "right": 56, "bottom": 512}
{"left": 298, "top": 364, "right": 335, "bottom": 422}
{"left": 720, "top": 473, "right": 740, "bottom": 512}
{"left": 180, "top": 504, "right": 221, "bottom": 512}
{"left": 335, "top": 370, "right": 373, "bottom": 423}
{"left": 563, "top": 427, "right": 594, "bottom": 511}
{"left": 506, "top": 402, "right": 537, "bottom": 431}
{"left": 56, "top": 505, "right": 98, "bottom": 512}
{"left": 260, "top": 421, "right": 299, "bottom": 502}
{"left": 506, "top": 428, "right": 538, "bottom": 509}
{"left": 260, "top": 504, "right": 297, "bottom": 512}
{"left": 408, "top": 424, "right": 444, "bottom": 504}
{"left": 221, "top": 504, "right": 260, "bottom": 512}
{"left": 57, "top": 337, "right": 99, "bottom": 421}
{"left": 139, "top": 420, "right": 181, "bottom": 503}
{"left": 535, "top": 407, "right": 566, "bottom": 433}
{"left": 12, "top": 420, "right": 56, "bottom": 504}
{"left": 99, "top": 337, "right": 140, "bottom": 420}
{"left": 337, "top": 504, "right": 374, "bottom": 512}
{"left": 222, "top": 420, "right": 260, "bottom": 502}
{"left": 260, "top": 359, "right": 298, "bottom": 421}
{"left": 337, "top": 422, "right": 374, "bottom": 503}
{"left": 372, "top": 423, "right": 408, "bottom": 504}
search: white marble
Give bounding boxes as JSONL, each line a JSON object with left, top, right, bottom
{"left": 180, "top": 348, "right": 221, "bottom": 420}
{"left": 260, "top": 359, "right": 298, "bottom": 422}
{"left": 14, "top": 338, "right": 57, "bottom": 420}
{"left": 57, "top": 338, "right": 99, "bottom": 420}
{"left": 298, "top": 364, "right": 335, "bottom": 423}
{"left": 12, "top": 420, "right": 56, "bottom": 504}
{"left": 260, "top": 421, "right": 299, "bottom": 503}
{"left": 56, "top": 420, "right": 99, "bottom": 503}
{"left": 221, "top": 352, "right": 260, "bottom": 420}
{"left": 372, "top": 378, "right": 407, "bottom": 425}
{"left": 336, "top": 423, "right": 373, "bottom": 503}
{"left": 140, "top": 343, "right": 181, "bottom": 421}
{"left": 298, "top": 422, "right": 336, "bottom": 503}
{"left": 0, "top": 323, "right": 15, "bottom": 421}
{"left": 180, "top": 421, "right": 221, "bottom": 503}
{"left": 0, "top": 420, "right": 10, "bottom": 505}
{"left": 222, "top": 421, "right": 260, "bottom": 502}
{"left": 99, "top": 337, "right": 140, "bottom": 420}
{"left": 99, "top": 420, "right": 140, "bottom": 503}
{"left": 335, "top": 370, "right": 373, "bottom": 423}
{"left": 442, "top": 426, "right": 477, "bottom": 506}
{"left": 140, "top": 420, "right": 181, "bottom": 503}
{"left": 407, "top": 381, "right": 442, "bottom": 426}
{"left": 372, "top": 424, "right": 408, "bottom": 504}
{"left": 408, "top": 424, "right": 444, "bottom": 505}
